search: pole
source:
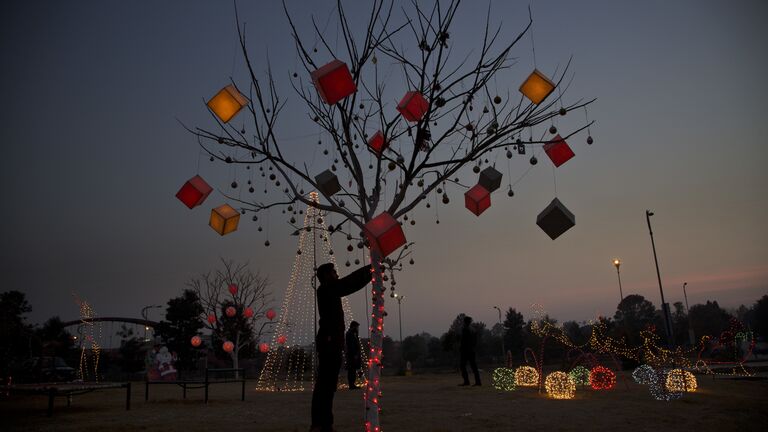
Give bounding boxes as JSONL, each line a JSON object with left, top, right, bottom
{"left": 397, "top": 297, "right": 403, "bottom": 344}
{"left": 613, "top": 259, "right": 624, "bottom": 302}
{"left": 684, "top": 282, "right": 695, "bottom": 345}
{"left": 494, "top": 306, "right": 505, "bottom": 361}
{"left": 645, "top": 210, "right": 673, "bottom": 346}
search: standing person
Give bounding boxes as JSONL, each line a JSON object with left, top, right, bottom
{"left": 311, "top": 263, "right": 372, "bottom": 432}
{"left": 345, "top": 321, "right": 362, "bottom": 389}
{"left": 459, "top": 316, "right": 482, "bottom": 386}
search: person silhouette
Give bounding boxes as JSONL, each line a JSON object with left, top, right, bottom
{"left": 459, "top": 315, "right": 482, "bottom": 386}
{"left": 310, "top": 263, "right": 372, "bottom": 432}
{"left": 345, "top": 321, "right": 362, "bottom": 389}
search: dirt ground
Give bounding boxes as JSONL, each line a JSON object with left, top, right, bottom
{"left": 2, "top": 371, "right": 766, "bottom": 432}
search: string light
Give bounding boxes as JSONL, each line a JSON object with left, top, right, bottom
{"left": 665, "top": 369, "right": 697, "bottom": 393}
{"left": 515, "top": 366, "right": 539, "bottom": 387}
{"left": 75, "top": 298, "right": 101, "bottom": 382}
{"left": 648, "top": 369, "right": 683, "bottom": 401}
{"left": 568, "top": 366, "right": 591, "bottom": 386}
{"left": 589, "top": 366, "right": 616, "bottom": 390}
{"left": 492, "top": 368, "right": 516, "bottom": 391}
{"left": 544, "top": 372, "right": 576, "bottom": 399}
{"left": 632, "top": 365, "right": 655, "bottom": 385}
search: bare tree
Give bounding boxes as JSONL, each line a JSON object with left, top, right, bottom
{"left": 186, "top": 1, "right": 594, "bottom": 428}
{"left": 191, "top": 259, "right": 273, "bottom": 370}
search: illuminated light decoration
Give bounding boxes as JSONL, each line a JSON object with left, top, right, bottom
{"left": 589, "top": 366, "right": 616, "bottom": 390}
{"left": 223, "top": 341, "right": 235, "bottom": 353}
{"left": 464, "top": 184, "right": 491, "bottom": 216}
{"left": 315, "top": 170, "right": 342, "bottom": 197}
{"left": 277, "top": 335, "right": 287, "bottom": 345}
{"left": 190, "top": 336, "right": 202, "bottom": 347}
{"left": 648, "top": 369, "right": 683, "bottom": 401}
{"left": 632, "top": 365, "right": 655, "bottom": 384}
{"left": 665, "top": 369, "right": 697, "bottom": 393}
{"left": 568, "top": 366, "right": 591, "bottom": 386}
{"left": 543, "top": 135, "right": 575, "bottom": 168}
{"left": 228, "top": 284, "right": 238, "bottom": 295}
{"left": 367, "top": 131, "right": 387, "bottom": 155}
{"left": 519, "top": 69, "right": 555, "bottom": 105}
{"left": 259, "top": 343, "right": 270, "bottom": 353}
{"left": 175, "top": 175, "right": 213, "bottom": 209}
{"left": 536, "top": 198, "right": 575, "bottom": 240}
{"left": 266, "top": 309, "right": 276, "bottom": 321}
{"left": 207, "top": 314, "right": 216, "bottom": 324}
{"left": 364, "top": 212, "right": 407, "bottom": 258}
{"left": 478, "top": 167, "right": 502, "bottom": 193}
{"left": 545, "top": 371, "right": 576, "bottom": 399}
{"left": 514, "top": 366, "right": 539, "bottom": 387}
{"left": 74, "top": 296, "right": 102, "bottom": 382}
{"left": 243, "top": 307, "right": 254, "bottom": 318}
{"left": 310, "top": 59, "right": 357, "bottom": 105}
{"left": 225, "top": 306, "right": 237, "bottom": 317}
{"left": 694, "top": 319, "right": 756, "bottom": 378}
{"left": 209, "top": 204, "right": 240, "bottom": 236}
{"left": 207, "top": 84, "right": 248, "bottom": 123}
{"left": 397, "top": 91, "right": 429, "bottom": 122}
{"left": 491, "top": 367, "right": 516, "bottom": 391}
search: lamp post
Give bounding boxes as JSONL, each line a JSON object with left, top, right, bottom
{"left": 493, "top": 306, "right": 505, "bottom": 362}
{"left": 683, "top": 282, "right": 695, "bottom": 345}
{"left": 645, "top": 210, "right": 674, "bottom": 346}
{"left": 141, "top": 305, "right": 161, "bottom": 342}
{"left": 612, "top": 258, "right": 624, "bottom": 302}
{"left": 393, "top": 293, "right": 404, "bottom": 344}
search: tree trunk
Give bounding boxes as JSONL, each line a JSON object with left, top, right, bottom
{"left": 364, "top": 250, "right": 384, "bottom": 432}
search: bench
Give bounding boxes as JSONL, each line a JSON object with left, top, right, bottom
{"left": 1, "top": 381, "right": 131, "bottom": 416}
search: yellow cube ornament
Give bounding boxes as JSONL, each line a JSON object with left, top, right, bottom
{"left": 206, "top": 84, "right": 248, "bottom": 123}
{"left": 519, "top": 69, "right": 555, "bottom": 105}
{"left": 209, "top": 204, "right": 240, "bottom": 236}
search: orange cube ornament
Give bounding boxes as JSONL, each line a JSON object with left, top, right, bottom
{"left": 367, "top": 131, "right": 387, "bottom": 155}
{"left": 176, "top": 175, "right": 213, "bottom": 209}
{"left": 207, "top": 84, "right": 248, "bottom": 123}
{"left": 364, "top": 212, "right": 406, "bottom": 258}
{"left": 543, "top": 135, "right": 575, "bottom": 167}
{"left": 209, "top": 204, "right": 240, "bottom": 236}
{"left": 519, "top": 69, "right": 555, "bottom": 105}
{"left": 311, "top": 60, "right": 357, "bottom": 105}
{"left": 397, "top": 91, "right": 429, "bottom": 122}
{"left": 465, "top": 184, "right": 491, "bottom": 216}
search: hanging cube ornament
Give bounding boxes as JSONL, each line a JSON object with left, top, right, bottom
{"left": 397, "top": 91, "right": 429, "bottom": 122}
{"left": 311, "top": 60, "right": 357, "bottom": 105}
{"left": 464, "top": 184, "right": 491, "bottom": 216}
{"left": 364, "top": 212, "right": 406, "bottom": 258}
{"left": 176, "top": 175, "right": 213, "bottom": 209}
{"left": 367, "top": 131, "right": 387, "bottom": 155}
{"left": 207, "top": 84, "right": 248, "bottom": 123}
{"left": 315, "top": 170, "right": 341, "bottom": 196}
{"left": 209, "top": 204, "right": 240, "bottom": 236}
{"left": 536, "top": 197, "right": 575, "bottom": 240}
{"left": 543, "top": 135, "right": 575, "bottom": 167}
{"left": 519, "top": 69, "right": 556, "bottom": 105}
{"left": 478, "top": 167, "right": 502, "bottom": 193}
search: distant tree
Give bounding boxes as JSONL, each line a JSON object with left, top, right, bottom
{"left": 116, "top": 324, "right": 145, "bottom": 374}
{"left": 688, "top": 300, "right": 732, "bottom": 339}
{"left": 440, "top": 313, "right": 466, "bottom": 354}
{"left": 562, "top": 320, "right": 588, "bottom": 346}
{"left": 503, "top": 308, "right": 525, "bottom": 358}
{"left": 670, "top": 301, "right": 690, "bottom": 346}
{"left": 34, "top": 316, "right": 75, "bottom": 358}
{"left": 191, "top": 259, "right": 273, "bottom": 370}
{"left": 381, "top": 336, "right": 395, "bottom": 367}
{"left": 614, "top": 294, "right": 657, "bottom": 346}
{"left": 749, "top": 295, "right": 768, "bottom": 340}
{"left": 0, "top": 291, "right": 33, "bottom": 378}
{"left": 154, "top": 289, "right": 205, "bottom": 371}
{"left": 401, "top": 333, "right": 428, "bottom": 366}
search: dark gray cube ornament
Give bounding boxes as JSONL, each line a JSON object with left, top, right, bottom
{"left": 315, "top": 169, "right": 341, "bottom": 196}
{"left": 536, "top": 197, "right": 575, "bottom": 240}
{"left": 478, "top": 167, "right": 502, "bottom": 192}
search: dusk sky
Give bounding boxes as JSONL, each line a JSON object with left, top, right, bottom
{"left": 1, "top": 0, "right": 766, "bottom": 339}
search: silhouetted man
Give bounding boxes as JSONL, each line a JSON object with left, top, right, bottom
{"left": 345, "top": 321, "right": 362, "bottom": 389}
{"left": 311, "top": 263, "right": 372, "bottom": 432}
{"left": 459, "top": 315, "right": 481, "bottom": 386}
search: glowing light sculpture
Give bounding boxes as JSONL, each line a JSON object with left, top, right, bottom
{"left": 536, "top": 198, "right": 575, "bottom": 240}
{"left": 568, "top": 366, "right": 591, "bottom": 386}
{"left": 515, "top": 366, "right": 539, "bottom": 387}
{"left": 191, "top": 336, "right": 202, "bottom": 347}
{"left": 209, "top": 204, "right": 240, "bottom": 236}
{"left": 632, "top": 364, "right": 655, "bottom": 384}
{"left": 397, "top": 91, "right": 429, "bottom": 122}
{"left": 665, "top": 369, "right": 697, "bottom": 393}
{"left": 543, "top": 135, "right": 575, "bottom": 168}
{"left": 364, "top": 212, "right": 406, "bottom": 258}
{"left": 545, "top": 371, "right": 576, "bottom": 399}
{"left": 464, "top": 184, "right": 491, "bottom": 216}
{"left": 223, "top": 341, "right": 234, "bottom": 353}
{"left": 207, "top": 84, "right": 248, "bottom": 123}
{"left": 519, "top": 69, "right": 555, "bottom": 105}
{"left": 311, "top": 60, "right": 357, "bottom": 105}
{"left": 589, "top": 366, "right": 616, "bottom": 390}
{"left": 492, "top": 367, "right": 516, "bottom": 391}
{"left": 176, "top": 175, "right": 213, "bottom": 209}
{"left": 225, "top": 306, "right": 237, "bottom": 317}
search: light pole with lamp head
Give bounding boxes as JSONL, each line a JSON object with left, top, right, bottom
{"left": 645, "top": 210, "right": 674, "bottom": 347}
{"left": 392, "top": 293, "right": 404, "bottom": 344}
{"left": 612, "top": 258, "right": 624, "bottom": 302}
{"left": 493, "top": 306, "right": 505, "bottom": 362}
{"left": 683, "top": 282, "right": 695, "bottom": 345}
{"left": 141, "top": 305, "right": 162, "bottom": 342}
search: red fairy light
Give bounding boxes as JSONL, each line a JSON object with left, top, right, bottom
{"left": 228, "top": 283, "right": 238, "bottom": 295}
{"left": 266, "top": 309, "right": 276, "bottom": 320}
{"left": 259, "top": 342, "right": 269, "bottom": 353}
{"left": 243, "top": 307, "right": 254, "bottom": 318}
{"left": 176, "top": 175, "right": 213, "bottom": 209}
{"left": 590, "top": 365, "right": 616, "bottom": 390}
{"left": 207, "top": 314, "right": 216, "bottom": 324}
{"left": 225, "top": 306, "right": 236, "bottom": 317}
{"left": 311, "top": 60, "right": 357, "bottom": 105}
{"left": 222, "top": 341, "right": 234, "bottom": 353}
{"left": 190, "top": 336, "right": 202, "bottom": 347}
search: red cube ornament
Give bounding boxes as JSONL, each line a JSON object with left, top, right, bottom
{"left": 543, "top": 135, "right": 575, "bottom": 167}
{"left": 176, "top": 175, "right": 213, "bottom": 209}
{"left": 364, "top": 212, "right": 407, "bottom": 258}
{"left": 397, "top": 91, "right": 429, "bottom": 122}
{"left": 367, "top": 131, "right": 387, "bottom": 155}
{"left": 465, "top": 184, "right": 491, "bottom": 216}
{"left": 311, "top": 60, "right": 357, "bottom": 105}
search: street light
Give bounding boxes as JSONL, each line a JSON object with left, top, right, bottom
{"left": 612, "top": 258, "right": 624, "bottom": 302}
{"left": 493, "top": 306, "right": 505, "bottom": 362}
{"left": 683, "top": 282, "right": 695, "bottom": 345}
{"left": 141, "top": 305, "right": 161, "bottom": 342}
{"left": 392, "top": 293, "right": 405, "bottom": 344}
{"left": 645, "top": 210, "right": 674, "bottom": 346}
